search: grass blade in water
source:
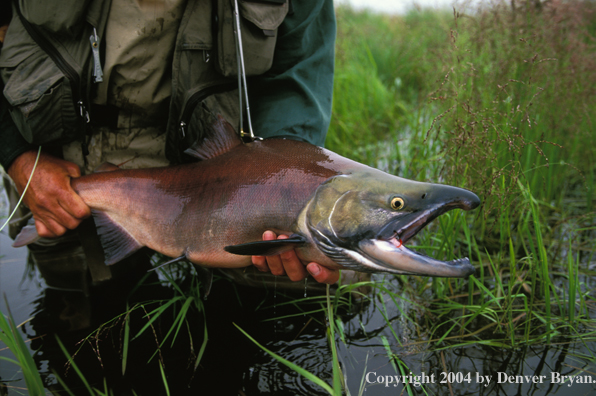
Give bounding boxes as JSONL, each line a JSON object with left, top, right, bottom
{"left": 0, "top": 297, "right": 45, "bottom": 395}
{"left": 233, "top": 323, "right": 336, "bottom": 395}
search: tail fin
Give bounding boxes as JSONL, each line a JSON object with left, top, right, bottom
{"left": 11, "top": 212, "right": 144, "bottom": 266}
{"left": 12, "top": 219, "right": 40, "bottom": 247}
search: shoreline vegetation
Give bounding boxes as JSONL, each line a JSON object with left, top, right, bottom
{"left": 1, "top": 1, "right": 595, "bottom": 394}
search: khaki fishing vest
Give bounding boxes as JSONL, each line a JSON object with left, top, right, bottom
{"left": 0, "top": 0, "right": 289, "bottom": 164}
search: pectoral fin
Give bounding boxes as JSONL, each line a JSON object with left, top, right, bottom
{"left": 92, "top": 210, "right": 143, "bottom": 265}
{"left": 224, "top": 235, "right": 306, "bottom": 256}
{"left": 196, "top": 266, "right": 213, "bottom": 300}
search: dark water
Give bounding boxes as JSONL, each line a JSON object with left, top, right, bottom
{"left": 1, "top": 192, "right": 596, "bottom": 395}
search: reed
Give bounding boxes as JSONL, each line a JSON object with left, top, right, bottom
{"left": 0, "top": 297, "right": 45, "bottom": 395}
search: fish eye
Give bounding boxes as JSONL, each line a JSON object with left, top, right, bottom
{"left": 391, "top": 197, "right": 405, "bottom": 210}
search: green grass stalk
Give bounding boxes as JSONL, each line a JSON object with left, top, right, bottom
{"left": 158, "top": 361, "right": 171, "bottom": 396}
{"left": 55, "top": 335, "right": 95, "bottom": 395}
{"left": 0, "top": 302, "right": 45, "bottom": 395}
{"left": 326, "top": 284, "right": 344, "bottom": 395}
{"left": 568, "top": 246, "right": 576, "bottom": 324}
{"left": 233, "top": 323, "right": 337, "bottom": 395}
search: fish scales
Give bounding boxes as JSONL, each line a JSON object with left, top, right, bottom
{"left": 72, "top": 140, "right": 358, "bottom": 267}
{"left": 14, "top": 116, "right": 480, "bottom": 277}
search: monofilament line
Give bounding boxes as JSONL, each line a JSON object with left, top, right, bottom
{"left": 0, "top": 146, "right": 42, "bottom": 233}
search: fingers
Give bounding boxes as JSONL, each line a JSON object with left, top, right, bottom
{"left": 32, "top": 195, "right": 83, "bottom": 238}
{"left": 263, "top": 233, "right": 286, "bottom": 276}
{"left": 33, "top": 218, "right": 62, "bottom": 239}
{"left": 307, "top": 263, "right": 340, "bottom": 284}
{"left": 278, "top": 235, "right": 308, "bottom": 281}
{"left": 252, "top": 230, "right": 277, "bottom": 272}
{"left": 251, "top": 231, "right": 336, "bottom": 284}
{"left": 57, "top": 185, "right": 92, "bottom": 220}
{"left": 252, "top": 231, "right": 293, "bottom": 277}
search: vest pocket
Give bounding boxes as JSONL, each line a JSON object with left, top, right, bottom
{"left": 215, "top": 0, "right": 289, "bottom": 77}
{"left": 1, "top": 49, "right": 81, "bottom": 145}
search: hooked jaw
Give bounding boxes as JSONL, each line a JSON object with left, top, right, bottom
{"left": 358, "top": 189, "right": 480, "bottom": 278}
{"left": 358, "top": 238, "right": 475, "bottom": 277}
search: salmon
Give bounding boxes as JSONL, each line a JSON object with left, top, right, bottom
{"left": 14, "top": 116, "right": 480, "bottom": 277}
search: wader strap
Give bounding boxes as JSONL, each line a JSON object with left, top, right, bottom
{"left": 78, "top": 217, "right": 112, "bottom": 283}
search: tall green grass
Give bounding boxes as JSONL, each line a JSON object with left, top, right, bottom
{"left": 328, "top": 0, "right": 596, "bottom": 370}
{"left": 0, "top": 299, "right": 45, "bottom": 395}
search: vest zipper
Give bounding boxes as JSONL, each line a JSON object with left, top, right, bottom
{"left": 90, "top": 28, "right": 104, "bottom": 83}
{"left": 14, "top": 2, "right": 90, "bottom": 124}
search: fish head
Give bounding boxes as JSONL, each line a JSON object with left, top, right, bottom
{"left": 305, "top": 170, "right": 480, "bottom": 277}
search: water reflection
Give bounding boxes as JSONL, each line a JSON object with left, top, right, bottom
{"left": 1, "top": 232, "right": 596, "bottom": 395}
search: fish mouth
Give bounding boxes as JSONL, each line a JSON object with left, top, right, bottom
{"left": 358, "top": 237, "right": 475, "bottom": 278}
{"left": 358, "top": 201, "right": 478, "bottom": 278}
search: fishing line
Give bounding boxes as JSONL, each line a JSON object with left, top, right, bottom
{"left": 0, "top": 146, "right": 42, "bottom": 233}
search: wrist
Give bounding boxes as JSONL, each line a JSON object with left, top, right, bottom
{"left": 7, "top": 149, "right": 40, "bottom": 190}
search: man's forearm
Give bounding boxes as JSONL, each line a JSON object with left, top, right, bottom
{"left": 248, "top": 0, "right": 336, "bottom": 146}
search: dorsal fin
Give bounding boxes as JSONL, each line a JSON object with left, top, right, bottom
{"left": 184, "top": 114, "right": 242, "bottom": 161}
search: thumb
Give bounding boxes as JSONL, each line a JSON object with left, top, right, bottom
{"left": 62, "top": 160, "right": 82, "bottom": 178}
{"left": 307, "top": 263, "right": 340, "bottom": 284}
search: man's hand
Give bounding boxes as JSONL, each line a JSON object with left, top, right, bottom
{"left": 7, "top": 150, "right": 91, "bottom": 238}
{"left": 252, "top": 231, "right": 339, "bottom": 284}
{"left": 0, "top": 25, "right": 8, "bottom": 45}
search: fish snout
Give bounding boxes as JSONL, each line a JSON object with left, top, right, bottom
{"left": 456, "top": 187, "right": 481, "bottom": 211}
{"left": 421, "top": 184, "right": 481, "bottom": 212}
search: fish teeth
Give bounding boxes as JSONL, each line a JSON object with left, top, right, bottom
{"left": 448, "top": 257, "right": 471, "bottom": 265}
